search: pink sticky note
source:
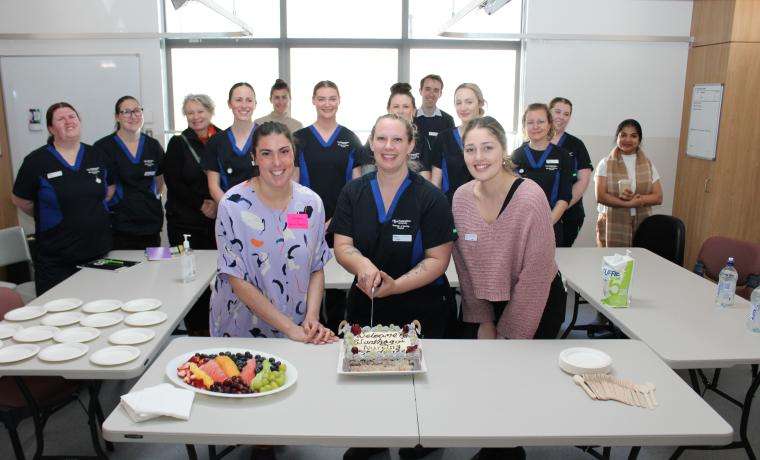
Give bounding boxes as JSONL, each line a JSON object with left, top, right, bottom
{"left": 287, "top": 213, "right": 309, "bottom": 229}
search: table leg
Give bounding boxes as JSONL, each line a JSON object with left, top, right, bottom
{"left": 86, "top": 381, "right": 109, "bottom": 459}
{"left": 738, "top": 369, "right": 760, "bottom": 460}
{"left": 688, "top": 369, "right": 701, "bottom": 394}
{"left": 560, "top": 287, "right": 579, "bottom": 339}
{"left": 90, "top": 385, "right": 114, "bottom": 452}
{"left": 627, "top": 446, "right": 641, "bottom": 460}
{"left": 602, "top": 447, "right": 611, "bottom": 459}
{"left": 13, "top": 377, "right": 46, "bottom": 459}
{"left": 185, "top": 444, "right": 198, "bottom": 460}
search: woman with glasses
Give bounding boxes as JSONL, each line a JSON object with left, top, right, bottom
{"left": 510, "top": 103, "right": 573, "bottom": 246}
{"left": 94, "top": 95, "right": 165, "bottom": 249}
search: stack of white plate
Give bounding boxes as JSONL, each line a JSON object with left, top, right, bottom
{"left": 0, "top": 344, "right": 40, "bottom": 363}
{"left": 125, "top": 311, "right": 167, "bottom": 327}
{"left": 53, "top": 327, "right": 101, "bottom": 343}
{"left": 12, "top": 326, "right": 59, "bottom": 343}
{"left": 122, "top": 298, "right": 161, "bottom": 313}
{"left": 80, "top": 312, "right": 124, "bottom": 328}
{"left": 41, "top": 312, "right": 86, "bottom": 327}
{"left": 43, "top": 298, "right": 83, "bottom": 312}
{"left": 558, "top": 347, "right": 613, "bottom": 375}
{"left": 4, "top": 306, "right": 46, "bottom": 322}
{"left": 108, "top": 328, "right": 155, "bottom": 345}
{"left": 82, "top": 299, "right": 123, "bottom": 314}
{"left": 90, "top": 346, "right": 141, "bottom": 366}
{"left": 0, "top": 324, "right": 22, "bottom": 339}
{"left": 38, "top": 343, "right": 89, "bottom": 362}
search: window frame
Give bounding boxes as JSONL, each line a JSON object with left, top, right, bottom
{"left": 163, "top": 0, "right": 521, "bottom": 134}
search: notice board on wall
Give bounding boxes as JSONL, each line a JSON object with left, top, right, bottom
{"left": 686, "top": 83, "right": 723, "bottom": 160}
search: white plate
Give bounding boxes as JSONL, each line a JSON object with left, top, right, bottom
{"left": 0, "top": 323, "right": 23, "bottom": 339}
{"left": 559, "top": 347, "right": 613, "bottom": 375}
{"left": 80, "top": 312, "right": 124, "bottom": 328}
{"left": 122, "top": 298, "right": 162, "bottom": 313}
{"left": 53, "top": 327, "right": 101, "bottom": 343}
{"left": 12, "top": 325, "right": 60, "bottom": 343}
{"left": 41, "top": 311, "right": 85, "bottom": 327}
{"left": 108, "top": 328, "right": 155, "bottom": 345}
{"left": 0, "top": 344, "right": 40, "bottom": 363}
{"left": 4, "top": 306, "right": 46, "bottom": 322}
{"left": 43, "top": 298, "right": 83, "bottom": 312}
{"left": 90, "top": 346, "right": 141, "bottom": 366}
{"left": 165, "top": 348, "right": 298, "bottom": 398}
{"left": 38, "top": 342, "right": 89, "bottom": 362}
{"left": 124, "top": 311, "right": 167, "bottom": 327}
{"left": 82, "top": 299, "right": 123, "bottom": 314}
{"left": 336, "top": 342, "right": 428, "bottom": 376}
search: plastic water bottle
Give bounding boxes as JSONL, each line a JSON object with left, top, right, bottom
{"left": 747, "top": 287, "right": 760, "bottom": 333}
{"left": 715, "top": 257, "right": 737, "bottom": 308}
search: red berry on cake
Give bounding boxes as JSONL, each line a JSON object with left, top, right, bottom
{"left": 405, "top": 345, "right": 418, "bottom": 353}
{"left": 351, "top": 324, "right": 361, "bottom": 335}
{"left": 351, "top": 346, "right": 359, "bottom": 355}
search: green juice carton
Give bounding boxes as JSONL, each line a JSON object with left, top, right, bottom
{"left": 601, "top": 250, "right": 635, "bottom": 307}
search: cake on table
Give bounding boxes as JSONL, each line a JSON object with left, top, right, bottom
{"left": 338, "top": 320, "right": 422, "bottom": 372}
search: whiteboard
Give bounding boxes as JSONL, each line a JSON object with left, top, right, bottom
{"left": 1, "top": 55, "right": 141, "bottom": 180}
{"left": 686, "top": 83, "right": 723, "bottom": 160}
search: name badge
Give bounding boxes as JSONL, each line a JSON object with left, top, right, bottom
{"left": 429, "top": 132, "right": 438, "bottom": 137}
{"left": 227, "top": 168, "right": 233, "bottom": 174}
{"left": 47, "top": 171, "right": 63, "bottom": 179}
{"left": 545, "top": 159, "right": 559, "bottom": 164}
{"left": 464, "top": 233, "right": 478, "bottom": 242}
{"left": 144, "top": 171, "right": 156, "bottom": 176}
{"left": 392, "top": 234, "right": 412, "bottom": 243}
{"left": 287, "top": 213, "right": 309, "bottom": 229}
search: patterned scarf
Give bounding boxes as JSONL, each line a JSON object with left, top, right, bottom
{"left": 599, "top": 147, "right": 653, "bottom": 247}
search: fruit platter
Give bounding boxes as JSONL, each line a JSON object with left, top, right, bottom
{"left": 165, "top": 348, "right": 297, "bottom": 398}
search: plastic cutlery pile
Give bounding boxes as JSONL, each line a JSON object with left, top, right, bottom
{"left": 573, "top": 373, "right": 658, "bottom": 410}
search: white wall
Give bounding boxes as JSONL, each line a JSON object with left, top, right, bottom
{"left": 524, "top": 0, "right": 692, "bottom": 247}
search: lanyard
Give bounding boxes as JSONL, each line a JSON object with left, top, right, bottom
{"left": 523, "top": 143, "right": 554, "bottom": 170}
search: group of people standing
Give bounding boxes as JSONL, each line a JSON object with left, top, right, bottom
{"left": 10, "top": 73, "right": 663, "bottom": 460}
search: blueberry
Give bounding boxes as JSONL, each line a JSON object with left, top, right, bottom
{"left": 269, "top": 357, "right": 276, "bottom": 363}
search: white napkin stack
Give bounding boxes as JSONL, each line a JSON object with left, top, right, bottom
{"left": 120, "top": 383, "right": 195, "bottom": 422}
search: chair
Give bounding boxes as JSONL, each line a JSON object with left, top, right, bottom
{"left": 0, "top": 287, "right": 81, "bottom": 460}
{"left": 0, "top": 227, "right": 36, "bottom": 304}
{"left": 694, "top": 236, "right": 760, "bottom": 300}
{"left": 632, "top": 214, "right": 686, "bottom": 266}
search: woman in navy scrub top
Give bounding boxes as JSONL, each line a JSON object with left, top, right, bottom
{"left": 329, "top": 114, "right": 457, "bottom": 337}
{"left": 550, "top": 97, "right": 593, "bottom": 247}
{"left": 12, "top": 103, "right": 114, "bottom": 295}
{"left": 356, "top": 83, "right": 432, "bottom": 180}
{"left": 510, "top": 103, "right": 573, "bottom": 246}
{"left": 203, "top": 82, "right": 258, "bottom": 203}
{"left": 430, "top": 83, "right": 485, "bottom": 203}
{"left": 94, "top": 96, "right": 165, "bottom": 249}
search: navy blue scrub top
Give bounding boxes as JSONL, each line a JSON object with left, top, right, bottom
{"left": 201, "top": 126, "right": 256, "bottom": 192}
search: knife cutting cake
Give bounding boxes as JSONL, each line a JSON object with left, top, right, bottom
{"left": 338, "top": 320, "right": 422, "bottom": 372}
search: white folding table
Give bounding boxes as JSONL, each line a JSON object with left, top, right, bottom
{"left": 0, "top": 250, "right": 217, "bottom": 458}
{"left": 556, "top": 247, "right": 760, "bottom": 458}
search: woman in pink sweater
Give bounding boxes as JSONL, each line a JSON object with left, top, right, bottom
{"left": 453, "top": 116, "right": 566, "bottom": 341}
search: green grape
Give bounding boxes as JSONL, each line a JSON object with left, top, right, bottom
{"left": 276, "top": 374, "right": 286, "bottom": 386}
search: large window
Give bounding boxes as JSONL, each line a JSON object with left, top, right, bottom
{"left": 169, "top": 48, "right": 279, "bottom": 130}
{"left": 163, "top": 0, "right": 521, "bottom": 136}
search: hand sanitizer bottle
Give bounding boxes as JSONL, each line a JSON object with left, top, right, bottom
{"left": 181, "top": 234, "right": 197, "bottom": 283}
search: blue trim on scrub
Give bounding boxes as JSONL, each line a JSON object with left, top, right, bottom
{"left": 226, "top": 127, "right": 255, "bottom": 157}
{"left": 46, "top": 144, "right": 84, "bottom": 171}
{"left": 452, "top": 129, "right": 463, "bottom": 149}
{"left": 309, "top": 124, "right": 342, "bottom": 148}
{"left": 440, "top": 156, "right": 450, "bottom": 194}
{"left": 37, "top": 177, "right": 63, "bottom": 232}
{"left": 557, "top": 133, "right": 566, "bottom": 147}
{"left": 550, "top": 171, "right": 560, "bottom": 207}
{"left": 410, "top": 229, "right": 423, "bottom": 266}
{"left": 217, "top": 159, "right": 230, "bottom": 191}
{"left": 344, "top": 149, "right": 355, "bottom": 183}
{"left": 369, "top": 175, "right": 412, "bottom": 224}
{"left": 113, "top": 133, "right": 146, "bottom": 164}
{"left": 102, "top": 169, "right": 111, "bottom": 210}
{"left": 298, "top": 150, "right": 311, "bottom": 188}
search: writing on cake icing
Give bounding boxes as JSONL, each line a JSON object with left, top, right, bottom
{"left": 354, "top": 331, "right": 411, "bottom": 353}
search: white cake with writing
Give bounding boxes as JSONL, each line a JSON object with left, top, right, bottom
{"left": 338, "top": 321, "right": 422, "bottom": 372}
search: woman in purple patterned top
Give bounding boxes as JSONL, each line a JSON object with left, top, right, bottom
{"left": 210, "top": 121, "right": 336, "bottom": 344}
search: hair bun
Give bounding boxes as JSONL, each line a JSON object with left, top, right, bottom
{"left": 275, "top": 78, "right": 286, "bottom": 85}
{"left": 390, "top": 82, "right": 412, "bottom": 94}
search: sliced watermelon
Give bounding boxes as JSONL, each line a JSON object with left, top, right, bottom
{"left": 240, "top": 359, "right": 256, "bottom": 386}
{"left": 199, "top": 359, "right": 227, "bottom": 383}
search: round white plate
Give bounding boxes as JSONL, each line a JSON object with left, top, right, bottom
{"left": 165, "top": 347, "right": 298, "bottom": 399}
{"left": 43, "top": 298, "right": 83, "bottom": 312}
{"left": 12, "top": 325, "right": 59, "bottom": 343}
{"left": 53, "top": 327, "right": 101, "bottom": 343}
{"left": 124, "top": 311, "right": 167, "bottom": 327}
{"left": 41, "top": 311, "right": 85, "bottom": 327}
{"left": 82, "top": 299, "right": 123, "bottom": 314}
{"left": 90, "top": 346, "right": 141, "bottom": 366}
{"left": 80, "top": 312, "right": 124, "bottom": 328}
{"left": 4, "top": 306, "right": 46, "bottom": 322}
{"left": 122, "top": 298, "right": 162, "bottom": 313}
{"left": 38, "top": 342, "right": 89, "bottom": 362}
{"left": 0, "top": 323, "right": 23, "bottom": 339}
{"left": 108, "top": 328, "right": 155, "bottom": 345}
{"left": 559, "top": 347, "right": 613, "bottom": 375}
{"left": 0, "top": 344, "right": 40, "bottom": 363}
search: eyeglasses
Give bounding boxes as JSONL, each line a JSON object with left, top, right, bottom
{"left": 119, "top": 107, "right": 144, "bottom": 117}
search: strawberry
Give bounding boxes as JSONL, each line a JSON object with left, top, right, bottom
{"left": 351, "top": 324, "right": 361, "bottom": 335}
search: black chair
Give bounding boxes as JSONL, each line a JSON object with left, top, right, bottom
{"left": 632, "top": 214, "right": 686, "bottom": 266}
